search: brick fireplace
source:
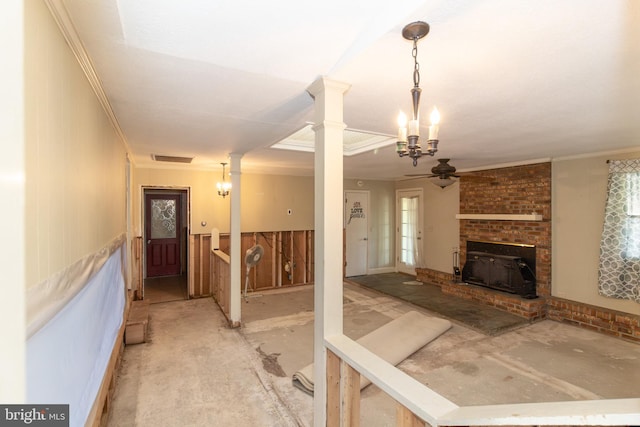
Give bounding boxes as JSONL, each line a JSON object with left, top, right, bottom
{"left": 417, "top": 161, "right": 640, "bottom": 340}
{"left": 418, "top": 162, "right": 551, "bottom": 321}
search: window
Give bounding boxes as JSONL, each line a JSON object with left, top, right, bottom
{"left": 598, "top": 159, "right": 640, "bottom": 302}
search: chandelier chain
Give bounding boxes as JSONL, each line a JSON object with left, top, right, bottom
{"left": 412, "top": 38, "right": 420, "bottom": 88}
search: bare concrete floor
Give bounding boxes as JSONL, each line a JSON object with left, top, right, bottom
{"left": 143, "top": 275, "right": 188, "bottom": 304}
{"left": 107, "top": 283, "right": 640, "bottom": 426}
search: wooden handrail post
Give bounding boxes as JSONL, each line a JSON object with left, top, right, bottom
{"left": 327, "top": 349, "right": 341, "bottom": 427}
{"left": 396, "top": 403, "right": 426, "bottom": 427}
{"left": 342, "top": 361, "right": 360, "bottom": 426}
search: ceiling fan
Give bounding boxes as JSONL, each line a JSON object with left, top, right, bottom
{"left": 405, "top": 158, "right": 460, "bottom": 188}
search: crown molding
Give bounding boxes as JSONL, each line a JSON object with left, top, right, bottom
{"left": 43, "top": 0, "right": 134, "bottom": 163}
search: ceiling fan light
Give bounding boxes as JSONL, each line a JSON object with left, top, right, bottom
{"left": 430, "top": 176, "right": 456, "bottom": 188}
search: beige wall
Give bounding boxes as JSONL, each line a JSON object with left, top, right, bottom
{"left": 345, "top": 179, "right": 396, "bottom": 269}
{"left": 24, "top": 0, "right": 127, "bottom": 288}
{"left": 133, "top": 168, "right": 315, "bottom": 235}
{"left": 133, "top": 169, "right": 399, "bottom": 270}
{"left": 552, "top": 151, "right": 640, "bottom": 315}
{"left": 396, "top": 179, "right": 460, "bottom": 274}
{"left": 242, "top": 173, "right": 314, "bottom": 232}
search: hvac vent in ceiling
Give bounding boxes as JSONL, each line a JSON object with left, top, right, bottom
{"left": 152, "top": 154, "right": 193, "bottom": 163}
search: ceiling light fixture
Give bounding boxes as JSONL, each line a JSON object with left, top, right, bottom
{"left": 396, "top": 21, "right": 441, "bottom": 166}
{"left": 216, "top": 162, "right": 231, "bottom": 198}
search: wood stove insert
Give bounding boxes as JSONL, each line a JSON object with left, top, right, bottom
{"left": 462, "top": 241, "right": 537, "bottom": 299}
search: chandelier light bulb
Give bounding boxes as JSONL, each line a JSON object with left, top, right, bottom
{"left": 429, "top": 107, "right": 440, "bottom": 140}
{"left": 397, "top": 111, "right": 408, "bottom": 143}
{"left": 430, "top": 107, "right": 440, "bottom": 125}
{"left": 397, "top": 111, "right": 407, "bottom": 127}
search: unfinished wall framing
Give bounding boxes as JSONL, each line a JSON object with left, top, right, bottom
{"left": 219, "top": 230, "right": 315, "bottom": 291}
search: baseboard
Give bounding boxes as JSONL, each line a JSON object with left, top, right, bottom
{"left": 366, "top": 267, "right": 396, "bottom": 275}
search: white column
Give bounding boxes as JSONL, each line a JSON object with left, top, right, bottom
{"left": 229, "top": 153, "right": 243, "bottom": 326}
{"left": 307, "top": 76, "right": 350, "bottom": 427}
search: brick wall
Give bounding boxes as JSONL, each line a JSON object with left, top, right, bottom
{"left": 459, "top": 162, "right": 552, "bottom": 297}
{"left": 547, "top": 297, "right": 640, "bottom": 343}
{"left": 416, "top": 267, "right": 546, "bottom": 320}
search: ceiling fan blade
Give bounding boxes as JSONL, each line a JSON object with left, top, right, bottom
{"left": 404, "top": 173, "right": 437, "bottom": 177}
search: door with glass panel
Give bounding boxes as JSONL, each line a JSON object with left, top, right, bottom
{"left": 396, "top": 189, "right": 423, "bottom": 275}
{"left": 145, "top": 194, "right": 181, "bottom": 277}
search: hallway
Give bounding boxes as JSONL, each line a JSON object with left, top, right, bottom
{"left": 107, "top": 298, "right": 297, "bottom": 426}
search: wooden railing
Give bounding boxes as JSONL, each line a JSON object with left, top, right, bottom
{"left": 211, "top": 249, "right": 232, "bottom": 324}
{"left": 325, "top": 334, "right": 640, "bottom": 427}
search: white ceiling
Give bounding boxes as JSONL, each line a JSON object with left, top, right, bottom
{"left": 62, "top": 0, "right": 640, "bottom": 180}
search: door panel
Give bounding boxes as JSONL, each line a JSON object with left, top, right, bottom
{"left": 396, "top": 189, "right": 423, "bottom": 275}
{"left": 345, "top": 191, "right": 369, "bottom": 277}
{"left": 145, "top": 194, "right": 181, "bottom": 277}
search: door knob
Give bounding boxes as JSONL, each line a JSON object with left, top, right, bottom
{"left": 147, "top": 240, "right": 151, "bottom": 244}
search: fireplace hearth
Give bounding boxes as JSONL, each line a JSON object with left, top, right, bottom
{"left": 462, "top": 241, "right": 537, "bottom": 299}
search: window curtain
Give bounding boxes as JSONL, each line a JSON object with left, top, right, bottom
{"left": 598, "top": 159, "right": 640, "bottom": 303}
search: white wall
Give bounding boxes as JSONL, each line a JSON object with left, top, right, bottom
{"left": 0, "top": 0, "right": 26, "bottom": 404}
{"left": 553, "top": 151, "right": 640, "bottom": 315}
{"left": 24, "top": 0, "right": 127, "bottom": 289}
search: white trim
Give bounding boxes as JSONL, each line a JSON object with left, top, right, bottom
{"left": 551, "top": 147, "right": 640, "bottom": 162}
{"left": 455, "top": 213, "right": 543, "bottom": 221}
{"left": 456, "top": 158, "right": 551, "bottom": 173}
{"left": 366, "top": 267, "right": 396, "bottom": 275}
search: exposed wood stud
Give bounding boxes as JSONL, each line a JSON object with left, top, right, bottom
{"left": 326, "top": 350, "right": 341, "bottom": 427}
{"left": 396, "top": 403, "right": 425, "bottom": 427}
{"left": 342, "top": 360, "right": 361, "bottom": 426}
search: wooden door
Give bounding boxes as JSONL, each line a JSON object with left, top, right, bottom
{"left": 145, "top": 194, "right": 181, "bottom": 277}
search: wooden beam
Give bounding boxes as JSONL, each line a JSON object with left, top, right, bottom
{"left": 327, "top": 349, "right": 341, "bottom": 427}
{"left": 342, "top": 360, "right": 361, "bottom": 426}
{"left": 396, "top": 403, "right": 425, "bottom": 427}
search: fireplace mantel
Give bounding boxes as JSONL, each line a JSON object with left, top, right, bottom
{"left": 456, "top": 213, "right": 543, "bottom": 221}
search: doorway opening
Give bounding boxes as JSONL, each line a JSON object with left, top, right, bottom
{"left": 396, "top": 188, "right": 423, "bottom": 276}
{"left": 142, "top": 188, "right": 190, "bottom": 303}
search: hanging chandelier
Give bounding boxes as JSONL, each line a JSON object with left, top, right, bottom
{"left": 216, "top": 162, "right": 231, "bottom": 198}
{"left": 396, "top": 21, "right": 440, "bottom": 167}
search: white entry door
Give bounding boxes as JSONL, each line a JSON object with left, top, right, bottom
{"left": 396, "top": 189, "right": 423, "bottom": 275}
{"left": 345, "top": 191, "right": 369, "bottom": 277}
